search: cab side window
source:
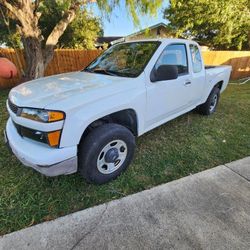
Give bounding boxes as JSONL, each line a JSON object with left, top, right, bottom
{"left": 155, "top": 44, "right": 189, "bottom": 76}
{"left": 189, "top": 44, "right": 202, "bottom": 73}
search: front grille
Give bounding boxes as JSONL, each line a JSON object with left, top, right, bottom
{"left": 8, "top": 99, "right": 19, "bottom": 115}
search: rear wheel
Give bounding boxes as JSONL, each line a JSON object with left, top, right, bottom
{"left": 78, "top": 123, "right": 135, "bottom": 184}
{"left": 198, "top": 87, "right": 220, "bottom": 115}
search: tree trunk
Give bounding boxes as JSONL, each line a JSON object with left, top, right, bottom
{"left": 22, "top": 37, "right": 45, "bottom": 82}
{"left": 1, "top": 0, "right": 78, "bottom": 82}
{"left": 248, "top": 31, "right": 250, "bottom": 49}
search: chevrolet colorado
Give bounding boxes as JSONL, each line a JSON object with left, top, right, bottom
{"left": 5, "top": 39, "right": 232, "bottom": 184}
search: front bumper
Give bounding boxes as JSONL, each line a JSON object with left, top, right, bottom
{"left": 5, "top": 118, "right": 78, "bottom": 177}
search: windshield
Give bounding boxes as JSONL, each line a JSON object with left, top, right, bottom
{"left": 84, "top": 41, "right": 161, "bottom": 77}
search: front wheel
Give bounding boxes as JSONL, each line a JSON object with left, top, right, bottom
{"left": 78, "top": 123, "right": 135, "bottom": 184}
{"left": 198, "top": 87, "right": 220, "bottom": 115}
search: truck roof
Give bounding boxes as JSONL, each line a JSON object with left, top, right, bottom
{"left": 122, "top": 38, "right": 199, "bottom": 45}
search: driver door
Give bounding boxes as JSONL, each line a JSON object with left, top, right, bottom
{"left": 145, "top": 44, "right": 192, "bottom": 128}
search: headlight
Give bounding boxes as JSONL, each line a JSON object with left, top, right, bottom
{"left": 20, "top": 108, "right": 65, "bottom": 123}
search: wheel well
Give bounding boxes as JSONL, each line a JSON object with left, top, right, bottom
{"left": 215, "top": 81, "right": 223, "bottom": 90}
{"left": 79, "top": 109, "right": 138, "bottom": 143}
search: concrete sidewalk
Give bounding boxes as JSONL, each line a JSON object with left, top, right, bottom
{"left": 1, "top": 157, "right": 249, "bottom": 250}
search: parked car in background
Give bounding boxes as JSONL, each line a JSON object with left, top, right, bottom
{"left": 5, "top": 39, "right": 231, "bottom": 184}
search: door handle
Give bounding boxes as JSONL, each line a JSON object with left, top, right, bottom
{"left": 184, "top": 81, "right": 191, "bottom": 85}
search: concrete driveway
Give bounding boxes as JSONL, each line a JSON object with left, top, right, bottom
{"left": 1, "top": 157, "right": 249, "bottom": 250}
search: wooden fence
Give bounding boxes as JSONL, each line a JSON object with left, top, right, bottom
{"left": 202, "top": 51, "right": 250, "bottom": 80}
{"left": 0, "top": 49, "right": 250, "bottom": 89}
{"left": 0, "top": 49, "right": 102, "bottom": 89}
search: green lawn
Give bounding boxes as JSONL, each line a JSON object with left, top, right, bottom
{"left": 0, "top": 84, "right": 250, "bottom": 235}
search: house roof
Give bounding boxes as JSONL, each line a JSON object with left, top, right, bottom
{"left": 96, "top": 23, "right": 170, "bottom": 46}
{"left": 126, "top": 22, "right": 168, "bottom": 38}
{"left": 109, "top": 22, "right": 169, "bottom": 45}
{"left": 96, "top": 36, "right": 123, "bottom": 45}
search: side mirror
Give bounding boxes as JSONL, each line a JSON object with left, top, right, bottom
{"left": 150, "top": 65, "right": 178, "bottom": 82}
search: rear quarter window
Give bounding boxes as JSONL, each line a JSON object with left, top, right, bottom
{"left": 189, "top": 44, "right": 203, "bottom": 73}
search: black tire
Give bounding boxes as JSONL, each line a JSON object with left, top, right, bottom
{"left": 78, "top": 123, "right": 135, "bottom": 184}
{"left": 198, "top": 87, "right": 220, "bottom": 115}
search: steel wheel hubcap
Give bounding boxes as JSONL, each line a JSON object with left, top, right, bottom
{"left": 209, "top": 94, "right": 218, "bottom": 112}
{"left": 97, "top": 140, "right": 127, "bottom": 174}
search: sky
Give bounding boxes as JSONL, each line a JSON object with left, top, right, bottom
{"left": 89, "top": 1, "right": 169, "bottom": 37}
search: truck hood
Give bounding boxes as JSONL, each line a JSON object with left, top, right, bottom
{"left": 9, "top": 72, "right": 135, "bottom": 109}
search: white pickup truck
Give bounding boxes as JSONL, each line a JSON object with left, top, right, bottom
{"left": 5, "top": 39, "right": 231, "bottom": 184}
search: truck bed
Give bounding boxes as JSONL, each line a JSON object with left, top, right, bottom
{"left": 205, "top": 65, "right": 232, "bottom": 93}
{"left": 205, "top": 65, "right": 229, "bottom": 70}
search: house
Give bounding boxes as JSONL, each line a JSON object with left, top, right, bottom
{"left": 96, "top": 22, "right": 174, "bottom": 48}
{"left": 95, "top": 36, "right": 123, "bottom": 49}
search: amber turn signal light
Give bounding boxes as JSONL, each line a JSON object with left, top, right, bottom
{"left": 48, "top": 112, "right": 65, "bottom": 122}
{"left": 47, "top": 130, "right": 61, "bottom": 147}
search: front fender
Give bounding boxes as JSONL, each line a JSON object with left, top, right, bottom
{"left": 60, "top": 89, "right": 146, "bottom": 147}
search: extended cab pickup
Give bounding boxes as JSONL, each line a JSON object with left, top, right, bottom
{"left": 5, "top": 39, "right": 232, "bottom": 184}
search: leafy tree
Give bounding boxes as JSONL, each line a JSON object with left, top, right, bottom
{"left": 58, "top": 10, "right": 103, "bottom": 49}
{"left": 0, "top": 4, "right": 102, "bottom": 49}
{"left": 0, "top": 0, "right": 163, "bottom": 80}
{"left": 36, "top": 0, "right": 103, "bottom": 49}
{"left": 0, "top": 6, "right": 22, "bottom": 48}
{"left": 164, "top": 0, "right": 250, "bottom": 50}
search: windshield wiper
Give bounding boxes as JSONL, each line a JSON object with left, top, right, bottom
{"left": 84, "top": 67, "right": 129, "bottom": 77}
{"left": 86, "top": 68, "right": 118, "bottom": 76}
{"left": 94, "top": 68, "right": 119, "bottom": 76}
{"left": 83, "top": 68, "right": 93, "bottom": 73}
